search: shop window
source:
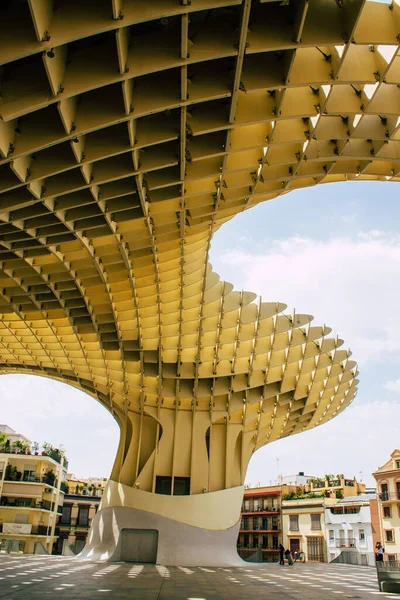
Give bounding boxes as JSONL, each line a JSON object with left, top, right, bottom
{"left": 155, "top": 476, "right": 172, "bottom": 495}
{"left": 173, "top": 477, "right": 190, "bottom": 495}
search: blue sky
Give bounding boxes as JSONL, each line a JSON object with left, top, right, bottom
{"left": 211, "top": 181, "right": 400, "bottom": 487}
{"left": 0, "top": 180, "right": 399, "bottom": 486}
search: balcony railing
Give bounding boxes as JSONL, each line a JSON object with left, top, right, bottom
{"left": 0, "top": 498, "right": 56, "bottom": 511}
{"left": 242, "top": 507, "right": 280, "bottom": 513}
{"left": 4, "top": 473, "right": 57, "bottom": 487}
{"left": 379, "top": 492, "right": 400, "bottom": 501}
{"left": 336, "top": 538, "right": 356, "bottom": 548}
{"left": 238, "top": 545, "right": 279, "bottom": 551}
{"left": 0, "top": 524, "right": 60, "bottom": 536}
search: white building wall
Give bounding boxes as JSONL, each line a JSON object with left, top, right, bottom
{"left": 325, "top": 504, "right": 375, "bottom": 566}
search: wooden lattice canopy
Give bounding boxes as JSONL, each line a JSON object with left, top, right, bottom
{"left": 4, "top": 0, "right": 395, "bottom": 492}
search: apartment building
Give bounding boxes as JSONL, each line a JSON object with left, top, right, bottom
{"left": 282, "top": 475, "right": 365, "bottom": 562}
{"left": 66, "top": 475, "right": 106, "bottom": 497}
{"left": 373, "top": 449, "right": 400, "bottom": 561}
{"left": 56, "top": 489, "right": 101, "bottom": 555}
{"left": 306, "top": 475, "right": 366, "bottom": 498}
{"left": 325, "top": 494, "right": 377, "bottom": 566}
{"left": 282, "top": 495, "right": 337, "bottom": 562}
{"left": 0, "top": 425, "right": 68, "bottom": 554}
{"left": 237, "top": 485, "right": 294, "bottom": 562}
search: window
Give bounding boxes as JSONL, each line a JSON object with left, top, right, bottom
{"left": 329, "top": 529, "right": 334, "bottom": 541}
{"left": 155, "top": 476, "right": 190, "bottom": 495}
{"left": 383, "top": 506, "right": 391, "bottom": 518}
{"left": 396, "top": 481, "right": 400, "bottom": 500}
{"left": 155, "top": 476, "right": 172, "bottom": 495}
{"left": 289, "top": 515, "right": 299, "bottom": 531}
{"left": 381, "top": 483, "right": 389, "bottom": 501}
{"left": 253, "top": 536, "right": 259, "bottom": 548}
{"left": 311, "top": 514, "right": 321, "bottom": 530}
{"left": 272, "top": 535, "right": 279, "bottom": 549}
{"left": 359, "top": 529, "right": 365, "bottom": 542}
{"left": 262, "top": 535, "right": 268, "bottom": 548}
{"left": 344, "top": 506, "right": 360, "bottom": 514}
{"left": 244, "top": 500, "right": 250, "bottom": 511}
{"left": 396, "top": 460, "right": 400, "bottom": 469}
{"left": 244, "top": 535, "right": 249, "bottom": 548}
{"left": 243, "top": 517, "right": 249, "bottom": 530}
{"left": 77, "top": 506, "right": 89, "bottom": 526}
{"left": 262, "top": 517, "right": 268, "bottom": 530}
{"left": 60, "top": 505, "right": 71, "bottom": 525}
{"left": 385, "top": 530, "right": 394, "bottom": 543}
{"left": 388, "top": 554, "right": 397, "bottom": 564}
{"left": 173, "top": 477, "right": 190, "bottom": 495}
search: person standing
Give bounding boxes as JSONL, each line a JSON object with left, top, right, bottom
{"left": 279, "top": 544, "right": 285, "bottom": 565}
{"left": 285, "top": 548, "right": 294, "bottom": 566}
{"left": 375, "top": 542, "right": 385, "bottom": 562}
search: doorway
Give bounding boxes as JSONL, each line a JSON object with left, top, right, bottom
{"left": 120, "top": 529, "right": 158, "bottom": 563}
{"left": 289, "top": 538, "right": 300, "bottom": 553}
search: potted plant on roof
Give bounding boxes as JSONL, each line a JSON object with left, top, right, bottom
{"left": 0, "top": 432, "right": 7, "bottom": 452}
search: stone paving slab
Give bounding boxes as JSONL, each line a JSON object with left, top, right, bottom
{"left": 0, "top": 555, "right": 396, "bottom": 600}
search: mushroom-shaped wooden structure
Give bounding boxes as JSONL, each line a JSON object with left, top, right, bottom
{"left": 10, "top": 0, "right": 400, "bottom": 564}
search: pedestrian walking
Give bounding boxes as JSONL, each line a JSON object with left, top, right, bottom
{"left": 285, "top": 548, "right": 294, "bottom": 566}
{"left": 279, "top": 544, "right": 285, "bottom": 565}
{"left": 375, "top": 542, "right": 385, "bottom": 562}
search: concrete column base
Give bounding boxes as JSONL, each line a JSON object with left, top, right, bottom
{"left": 80, "top": 505, "right": 245, "bottom": 567}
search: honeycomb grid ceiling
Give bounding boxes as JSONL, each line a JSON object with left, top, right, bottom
{"left": 3, "top": 0, "right": 395, "bottom": 489}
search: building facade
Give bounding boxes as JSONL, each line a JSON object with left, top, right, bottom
{"left": 237, "top": 486, "right": 289, "bottom": 562}
{"left": 0, "top": 426, "right": 68, "bottom": 554}
{"left": 373, "top": 449, "right": 400, "bottom": 562}
{"left": 325, "top": 494, "right": 376, "bottom": 566}
{"left": 281, "top": 476, "right": 365, "bottom": 562}
{"left": 56, "top": 491, "right": 101, "bottom": 555}
{"left": 282, "top": 496, "right": 336, "bottom": 562}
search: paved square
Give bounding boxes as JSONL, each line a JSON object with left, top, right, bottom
{"left": 0, "top": 556, "right": 394, "bottom": 599}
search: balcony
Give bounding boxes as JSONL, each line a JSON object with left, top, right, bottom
{"left": 4, "top": 473, "right": 57, "bottom": 487}
{"left": 58, "top": 517, "right": 91, "bottom": 528}
{"left": 336, "top": 538, "right": 356, "bottom": 549}
{"left": 0, "top": 498, "right": 55, "bottom": 511}
{"left": 0, "top": 524, "right": 60, "bottom": 536}
{"left": 238, "top": 545, "right": 279, "bottom": 551}
{"left": 379, "top": 492, "right": 400, "bottom": 502}
{"left": 242, "top": 508, "right": 280, "bottom": 514}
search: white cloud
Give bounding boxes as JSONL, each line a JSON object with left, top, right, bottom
{"left": 217, "top": 231, "right": 400, "bottom": 366}
{"left": 384, "top": 379, "right": 400, "bottom": 393}
{"left": 247, "top": 400, "right": 400, "bottom": 487}
{"left": 0, "top": 374, "right": 119, "bottom": 478}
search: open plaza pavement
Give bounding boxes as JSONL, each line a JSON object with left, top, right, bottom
{"left": 0, "top": 556, "right": 396, "bottom": 600}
